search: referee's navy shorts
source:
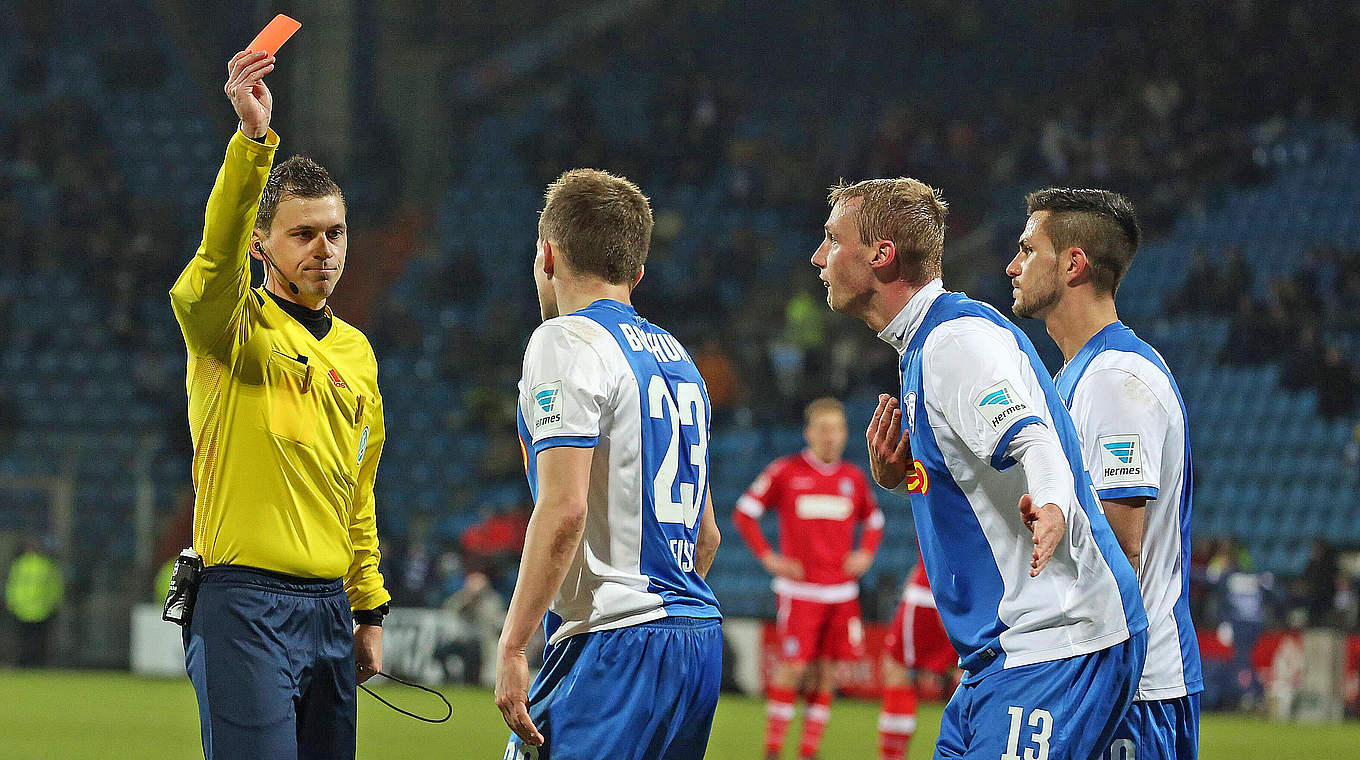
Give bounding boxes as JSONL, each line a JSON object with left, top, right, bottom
{"left": 183, "top": 565, "right": 356, "bottom": 760}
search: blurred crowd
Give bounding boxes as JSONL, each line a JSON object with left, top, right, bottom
{"left": 1163, "top": 246, "right": 1360, "bottom": 420}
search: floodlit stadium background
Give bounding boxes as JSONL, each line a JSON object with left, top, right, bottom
{"left": 1, "top": 1, "right": 1359, "bottom": 756}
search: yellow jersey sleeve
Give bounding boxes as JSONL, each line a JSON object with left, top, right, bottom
{"left": 346, "top": 387, "right": 391, "bottom": 611}
{"left": 169, "top": 128, "right": 279, "bottom": 359}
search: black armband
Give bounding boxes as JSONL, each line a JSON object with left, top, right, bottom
{"left": 354, "top": 603, "right": 390, "bottom": 626}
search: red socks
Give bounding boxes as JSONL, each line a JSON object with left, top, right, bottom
{"left": 765, "top": 686, "right": 797, "bottom": 757}
{"left": 878, "top": 685, "right": 917, "bottom": 760}
{"left": 797, "top": 690, "right": 833, "bottom": 759}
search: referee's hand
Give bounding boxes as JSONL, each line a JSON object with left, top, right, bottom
{"left": 354, "top": 624, "right": 383, "bottom": 685}
{"left": 224, "top": 50, "right": 274, "bottom": 140}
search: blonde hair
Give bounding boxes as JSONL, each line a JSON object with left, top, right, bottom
{"left": 803, "top": 396, "right": 845, "bottom": 426}
{"left": 828, "top": 178, "right": 949, "bottom": 283}
{"left": 538, "top": 169, "right": 654, "bottom": 284}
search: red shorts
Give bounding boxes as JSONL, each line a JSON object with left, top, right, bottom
{"left": 884, "top": 593, "right": 955, "bottom": 675}
{"left": 775, "top": 594, "right": 864, "bottom": 663}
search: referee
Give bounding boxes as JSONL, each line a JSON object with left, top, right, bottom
{"left": 169, "top": 50, "right": 390, "bottom": 759}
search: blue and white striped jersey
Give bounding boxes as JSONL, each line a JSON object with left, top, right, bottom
{"left": 1056, "top": 321, "right": 1203, "bottom": 700}
{"left": 516, "top": 299, "right": 721, "bottom": 646}
{"left": 881, "top": 279, "right": 1147, "bottom": 682}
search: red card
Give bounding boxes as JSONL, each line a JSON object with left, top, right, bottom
{"left": 247, "top": 14, "right": 301, "bottom": 57}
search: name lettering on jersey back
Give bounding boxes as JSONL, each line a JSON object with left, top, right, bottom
{"left": 794, "top": 494, "right": 854, "bottom": 521}
{"left": 619, "top": 323, "right": 691, "bottom": 364}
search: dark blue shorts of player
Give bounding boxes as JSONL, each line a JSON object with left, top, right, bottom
{"left": 504, "top": 616, "right": 723, "bottom": 760}
{"left": 183, "top": 566, "right": 356, "bottom": 760}
{"left": 1109, "top": 693, "right": 1200, "bottom": 760}
{"left": 935, "top": 629, "right": 1148, "bottom": 760}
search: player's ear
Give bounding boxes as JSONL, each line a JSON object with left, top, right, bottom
{"left": 869, "top": 239, "right": 897, "bottom": 271}
{"left": 540, "top": 239, "right": 556, "bottom": 278}
{"left": 1067, "top": 247, "right": 1092, "bottom": 286}
{"left": 632, "top": 264, "right": 645, "bottom": 289}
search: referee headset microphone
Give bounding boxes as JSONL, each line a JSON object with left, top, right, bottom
{"left": 254, "top": 240, "right": 300, "bottom": 295}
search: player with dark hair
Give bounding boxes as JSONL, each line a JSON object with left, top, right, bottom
{"left": 733, "top": 396, "right": 883, "bottom": 760}
{"left": 169, "top": 50, "right": 389, "bottom": 759}
{"left": 1010, "top": 188, "right": 1202, "bottom": 759}
{"left": 496, "top": 168, "right": 723, "bottom": 760}
{"left": 812, "top": 177, "right": 1147, "bottom": 760}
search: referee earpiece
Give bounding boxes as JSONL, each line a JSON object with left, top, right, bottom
{"left": 254, "top": 240, "right": 300, "bottom": 295}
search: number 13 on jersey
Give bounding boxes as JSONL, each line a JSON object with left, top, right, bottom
{"left": 647, "top": 376, "right": 708, "bottom": 529}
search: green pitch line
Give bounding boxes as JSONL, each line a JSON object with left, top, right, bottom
{"left": 0, "top": 670, "right": 1356, "bottom": 758}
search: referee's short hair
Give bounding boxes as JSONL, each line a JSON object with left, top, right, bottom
{"left": 539, "top": 169, "right": 654, "bottom": 285}
{"left": 1025, "top": 188, "right": 1141, "bottom": 296}
{"left": 255, "top": 156, "right": 345, "bottom": 232}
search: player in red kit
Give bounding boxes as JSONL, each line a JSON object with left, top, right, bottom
{"left": 734, "top": 397, "right": 884, "bottom": 760}
{"left": 877, "top": 549, "right": 956, "bottom": 760}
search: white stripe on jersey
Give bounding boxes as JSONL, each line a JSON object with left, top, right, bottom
{"left": 518, "top": 315, "right": 666, "bottom": 644}
{"left": 1069, "top": 347, "right": 1193, "bottom": 700}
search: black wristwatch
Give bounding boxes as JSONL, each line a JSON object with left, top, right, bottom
{"left": 354, "top": 603, "right": 390, "bottom": 627}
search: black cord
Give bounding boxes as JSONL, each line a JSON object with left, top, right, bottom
{"left": 358, "top": 671, "right": 453, "bottom": 723}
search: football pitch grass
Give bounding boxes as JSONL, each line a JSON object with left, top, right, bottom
{"left": 3, "top": 670, "right": 1357, "bottom": 758}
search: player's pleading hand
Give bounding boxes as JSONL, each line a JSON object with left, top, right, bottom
{"left": 224, "top": 50, "right": 274, "bottom": 140}
{"left": 867, "top": 394, "right": 913, "bottom": 490}
{"left": 496, "top": 644, "right": 544, "bottom": 747}
{"left": 1018, "top": 494, "right": 1066, "bottom": 577}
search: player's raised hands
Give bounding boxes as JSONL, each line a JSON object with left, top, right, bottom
{"left": 867, "top": 394, "right": 913, "bottom": 490}
{"left": 495, "top": 644, "right": 545, "bottom": 747}
{"left": 224, "top": 50, "right": 275, "bottom": 139}
{"left": 1019, "top": 494, "right": 1066, "bottom": 577}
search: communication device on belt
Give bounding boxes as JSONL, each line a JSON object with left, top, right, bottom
{"left": 162, "top": 548, "right": 203, "bottom": 626}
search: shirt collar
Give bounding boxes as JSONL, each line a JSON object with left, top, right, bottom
{"left": 800, "top": 449, "right": 842, "bottom": 476}
{"left": 877, "top": 278, "right": 946, "bottom": 355}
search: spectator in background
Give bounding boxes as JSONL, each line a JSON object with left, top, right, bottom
{"left": 5, "top": 538, "right": 64, "bottom": 666}
{"left": 1314, "top": 346, "right": 1358, "bottom": 419}
{"left": 1301, "top": 541, "right": 1339, "bottom": 626}
{"left": 443, "top": 570, "right": 508, "bottom": 687}
{"left": 461, "top": 502, "right": 530, "bottom": 590}
{"left": 694, "top": 337, "right": 742, "bottom": 427}
{"left": 0, "top": 382, "right": 18, "bottom": 457}
{"left": 1206, "top": 542, "right": 1277, "bottom": 709}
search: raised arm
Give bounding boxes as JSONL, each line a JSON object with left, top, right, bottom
{"left": 169, "top": 50, "right": 277, "bottom": 357}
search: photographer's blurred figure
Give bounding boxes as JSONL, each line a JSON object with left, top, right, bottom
{"left": 168, "top": 50, "right": 390, "bottom": 759}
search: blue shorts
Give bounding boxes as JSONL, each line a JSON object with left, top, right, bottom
{"left": 504, "top": 616, "right": 722, "bottom": 760}
{"left": 1108, "top": 694, "right": 1200, "bottom": 760}
{"left": 935, "top": 630, "right": 1147, "bottom": 760}
{"left": 183, "top": 566, "right": 356, "bottom": 760}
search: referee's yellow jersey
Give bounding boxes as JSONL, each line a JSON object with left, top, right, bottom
{"left": 169, "top": 129, "right": 389, "bottom": 612}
